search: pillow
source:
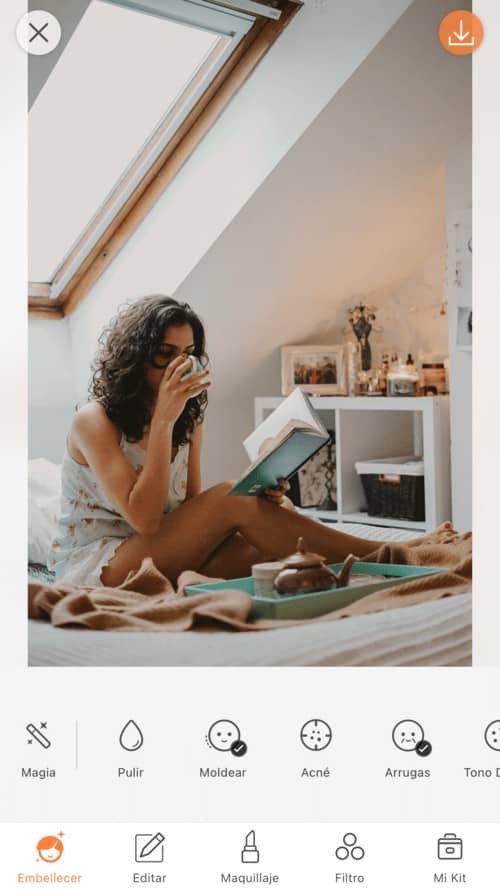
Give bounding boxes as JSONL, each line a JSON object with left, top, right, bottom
{"left": 28, "top": 458, "right": 62, "bottom": 565}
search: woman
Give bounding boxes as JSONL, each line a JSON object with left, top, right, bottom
{"left": 49, "top": 295, "right": 380, "bottom": 588}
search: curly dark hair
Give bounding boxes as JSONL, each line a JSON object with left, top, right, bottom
{"left": 90, "top": 295, "right": 209, "bottom": 447}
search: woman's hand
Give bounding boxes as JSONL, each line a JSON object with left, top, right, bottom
{"left": 261, "top": 478, "right": 294, "bottom": 508}
{"left": 153, "top": 355, "right": 210, "bottom": 424}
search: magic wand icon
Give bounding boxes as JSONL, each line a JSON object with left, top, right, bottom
{"left": 26, "top": 723, "right": 51, "bottom": 749}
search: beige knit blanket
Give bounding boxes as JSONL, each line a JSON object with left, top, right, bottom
{"left": 28, "top": 525, "right": 472, "bottom": 633}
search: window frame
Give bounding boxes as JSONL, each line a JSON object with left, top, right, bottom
{"left": 29, "top": 0, "right": 300, "bottom": 319}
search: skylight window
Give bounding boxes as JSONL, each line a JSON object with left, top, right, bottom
{"left": 29, "top": 0, "right": 251, "bottom": 283}
{"left": 28, "top": 0, "right": 297, "bottom": 316}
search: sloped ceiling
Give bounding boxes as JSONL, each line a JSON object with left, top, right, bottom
{"left": 174, "top": 0, "right": 471, "bottom": 481}
{"left": 178, "top": 0, "right": 470, "bottom": 382}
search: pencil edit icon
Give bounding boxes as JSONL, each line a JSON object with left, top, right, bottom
{"left": 241, "top": 830, "right": 260, "bottom": 864}
{"left": 135, "top": 832, "right": 165, "bottom": 863}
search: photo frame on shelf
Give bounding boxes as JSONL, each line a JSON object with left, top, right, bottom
{"left": 281, "top": 345, "right": 346, "bottom": 396}
{"left": 418, "top": 352, "right": 449, "bottom": 394}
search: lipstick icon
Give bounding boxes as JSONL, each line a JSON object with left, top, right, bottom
{"left": 241, "top": 830, "right": 259, "bottom": 864}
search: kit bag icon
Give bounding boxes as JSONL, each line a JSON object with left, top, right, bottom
{"left": 437, "top": 834, "right": 463, "bottom": 860}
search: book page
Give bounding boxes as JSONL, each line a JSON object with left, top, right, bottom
{"left": 244, "top": 388, "right": 327, "bottom": 461}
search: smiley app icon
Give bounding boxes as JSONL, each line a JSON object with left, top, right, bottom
{"left": 207, "top": 719, "right": 240, "bottom": 752}
{"left": 392, "top": 719, "right": 425, "bottom": 752}
{"left": 484, "top": 720, "right": 500, "bottom": 751}
{"left": 37, "top": 836, "right": 64, "bottom": 863}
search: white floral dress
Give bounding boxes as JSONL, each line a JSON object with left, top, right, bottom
{"left": 48, "top": 437, "right": 189, "bottom": 587}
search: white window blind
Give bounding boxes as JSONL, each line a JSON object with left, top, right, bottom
{"left": 29, "top": 0, "right": 256, "bottom": 286}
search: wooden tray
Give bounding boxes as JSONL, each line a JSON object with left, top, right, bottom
{"left": 185, "top": 562, "right": 443, "bottom": 620}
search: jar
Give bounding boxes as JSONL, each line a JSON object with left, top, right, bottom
{"left": 251, "top": 561, "right": 284, "bottom": 597}
{"left": 387, "top": 364, "right": 419, "bottom": 397}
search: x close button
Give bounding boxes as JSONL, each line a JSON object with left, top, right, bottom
{"left": 16, "top": 10, "right": 61, "bottom": 55}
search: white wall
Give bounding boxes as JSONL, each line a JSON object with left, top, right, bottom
{"left": 29, "top": 319, "right": 76, "bottom": 462}
{"left": 67, "top": 0, "right": 413, "bottom": 385}
{"left": 447, "top": 138, "right": 472, "bottom": 530}
{"left": 363, "top": 250, "right": 449, "bottom": 367}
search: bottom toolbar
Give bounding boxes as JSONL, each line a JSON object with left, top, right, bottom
{"left": 2, "top": 822, "right": 497, "bottom": 887}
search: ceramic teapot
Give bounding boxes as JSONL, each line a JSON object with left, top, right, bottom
{"left": 273, "top": 537, "right": 357, "bottom": 596}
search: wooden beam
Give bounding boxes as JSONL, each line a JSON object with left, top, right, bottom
{"left": 28, "top": 293, "right": 64, "bottom": 319}
{"left": 28, "top": 282, "right": 52, "bottom": 298}
{"left": 57, "top": 0, "right": 300, "bottom": 317}
{"left": 28, "top": 283, "right": 64, "bottom": 317}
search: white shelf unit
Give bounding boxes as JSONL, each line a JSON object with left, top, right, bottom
{"left": 254, "top": 396, "right": 451, "bottom": 533}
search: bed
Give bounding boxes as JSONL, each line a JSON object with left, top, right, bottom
{"left": 28, "top": 460, "right": 472, "bottom": 667}
{"left": 29, "top": 592, "right": 471, "bottom": 666}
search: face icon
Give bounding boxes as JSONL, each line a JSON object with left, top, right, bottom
{"left": 207, "top": 720, "right": 240, "bottom": 752}
{"left": 300, "top": 719, "right": 333, "bottom": 751}
{"left": 37, "top": 836, "right": 64, "bottom": 863}
{"left": 392, "top": 719, "right": 424, "bottom": 752}
{"left": 484, "top": 720, "right": 500, "bottom": 751}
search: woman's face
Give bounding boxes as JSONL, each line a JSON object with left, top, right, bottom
{"left": 144, "top": 323, "right": 196, "bottom": 393}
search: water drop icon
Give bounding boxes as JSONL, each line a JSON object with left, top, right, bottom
{"left": 119, "top": 719, "right": 144, "bottom": 751}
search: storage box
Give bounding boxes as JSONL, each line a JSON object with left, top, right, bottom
{"left": 185, "top": 562, "right": 442, "bottom": 620}
{"left": 437, "top": 834, "right": 463, "bottom": 860}
{"left": 355, "top": 456, "right": 425, "bottom": 522}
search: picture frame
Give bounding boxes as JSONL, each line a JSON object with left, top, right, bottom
{"left": 281, "top": 345, "right": 345, "bottom": 396}
{"left": 456, "top": 306, "right": 472, "bottom": 351}
{"left": 418, "top": 352, "right": 449, "bottom": 394}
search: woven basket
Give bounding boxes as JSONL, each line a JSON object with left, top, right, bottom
{"left": 360, "top": 472, "right": 425, "bottom": 521}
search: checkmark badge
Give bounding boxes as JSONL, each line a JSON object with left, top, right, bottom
{"left": 416, "top": 739, "right": 432, "bottom": 757}
{"left": 231, "top": 739, "right": 248, "bottom": 757}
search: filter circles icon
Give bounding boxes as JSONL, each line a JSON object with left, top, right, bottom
{"left": 335, "top": 833, "right": 365, "bottom": 861}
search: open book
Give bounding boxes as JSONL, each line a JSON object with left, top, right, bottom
{"left": 229, "top": 388, "right": 330, "bottom": 496}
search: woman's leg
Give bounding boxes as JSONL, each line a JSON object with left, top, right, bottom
{"left": 101, "top": 482, "right": 379, "bottom": 586}
{"left": 199, "top": 532, "right": 267, "bottom": 579}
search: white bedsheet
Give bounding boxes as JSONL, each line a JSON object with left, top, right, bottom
{"left": 28, "top": 592, "right": 471, "bottom": 667}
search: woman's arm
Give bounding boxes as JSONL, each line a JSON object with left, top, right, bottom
{"left": 186, "top": 422, "right": 203, "bottom": 499}
{"left": 73, "top": 356, "right": 210, "bottom": 534}
{"left": 72, "top": 404, "right": 174, "bottom": 535}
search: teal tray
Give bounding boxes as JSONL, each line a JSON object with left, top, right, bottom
{"left": 185, "top": 562, "right": 443, "bottom": 620}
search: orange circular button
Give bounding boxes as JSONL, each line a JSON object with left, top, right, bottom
{"left": 439, "top": 10, "right": 484, "bottom": 55}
